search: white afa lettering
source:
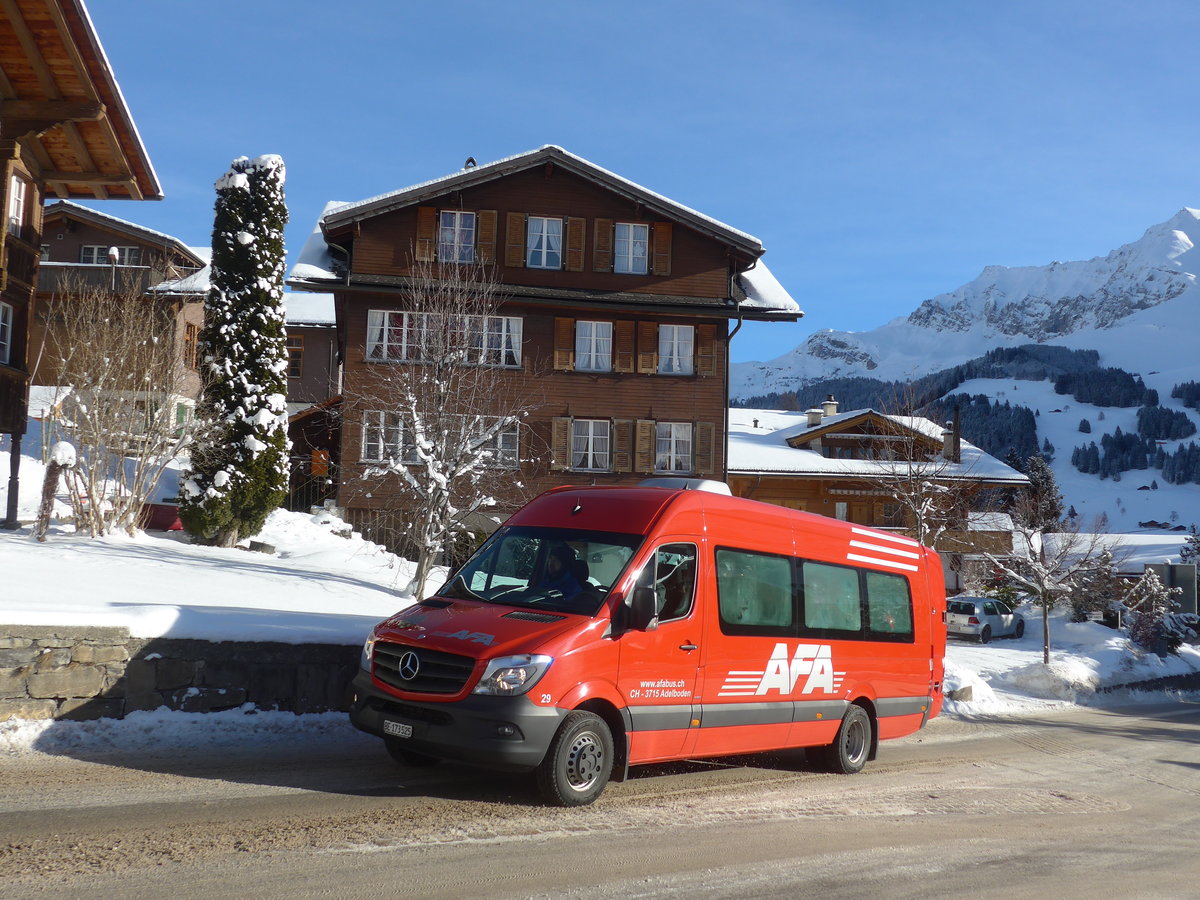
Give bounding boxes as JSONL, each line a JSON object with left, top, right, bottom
{"left": 753, "top": 643, "right": 836, "bottom": 695}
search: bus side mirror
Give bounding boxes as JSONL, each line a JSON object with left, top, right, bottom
{"left": 631, "top": 586, "right": 659, "bottom": 632}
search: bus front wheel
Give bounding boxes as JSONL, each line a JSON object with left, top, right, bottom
{"left": 537, "top": 710, "right": 613, "bottom": 807}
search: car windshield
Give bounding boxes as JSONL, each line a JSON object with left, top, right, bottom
{"left": 439, "top": 525, "right": 643, "bottom": 616}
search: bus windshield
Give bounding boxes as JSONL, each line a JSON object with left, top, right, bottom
{"left": 439, "top": 526, "right": 644, "bottom": 616}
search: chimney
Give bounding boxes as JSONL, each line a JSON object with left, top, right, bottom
{"left": 806, "top": 407, "right": 823, "bottom": 427}
{"left": 822, "top": 394, "right": 839, "bottom": 417}
{"left": 942, "top": 406, "right": 962, "bottom": 463}
{"left": 952, "top": 404, "right": 961, "bottom": 462}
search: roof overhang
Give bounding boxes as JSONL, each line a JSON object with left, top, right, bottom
{"left": 321, "top": 145, "right": 764, "bottom": 262}
{"left": 0, "top": 0, "right": 161, "bottom": 201}
{"left": 42, "top": 199, "right": 200, "bottom": 262}
{"left": 284, "top": 272, "right": 801, "bottom": 322}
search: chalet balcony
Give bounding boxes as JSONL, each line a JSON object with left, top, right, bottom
{"left": 37, "top": 262, "right": 205, "bottom": 297}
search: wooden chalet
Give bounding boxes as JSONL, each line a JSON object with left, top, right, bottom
{"left": 1, "top": 0, "right": 160, "bottom": 527}
{"left": 728, "top": 400, "right": 1030, "bottom": 575}
{"left": 287, "top": 145, "right": 801, "bottom": 540}
{"left": 34, "top": 200, "right": 206, "bottom": 398}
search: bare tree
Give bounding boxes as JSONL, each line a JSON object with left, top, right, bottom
{"left": 857, "top": 413, "right": 972, "bottom": 549}
{"left": 985, "top": 493, "right": 1115, "bottom": 664}
{"left": 41, "top": 273, "right": 195, "bottom": 537}
{"left": 349, "top": 259, "right": 541, "bottom": 596}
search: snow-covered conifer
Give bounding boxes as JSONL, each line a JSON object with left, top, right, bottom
{"left": 1125, "top": 568, "right": 1183, "bottom": 655}
{"left": 180, "top": 155, "right": 290, "bottom": 547}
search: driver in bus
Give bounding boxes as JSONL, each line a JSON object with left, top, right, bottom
{"left": 542, "top": 544, "right": 583, "bottom": 599}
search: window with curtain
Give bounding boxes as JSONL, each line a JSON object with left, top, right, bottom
{"left": 657, "top": 324, "right": 694, "bottom": 375}
{"left": 654, "top": 422, "right": 692, "bottom": 472}
{"left": 366, "top": 310, "right": 521, "bottom": 366}
{"left": 526, "top": 216, "right": 563, "bottom": 269}
{"left": 614, "top": 222, "right": 648, "bottom": 274}
{"left": 572, "top": 419, "right": 611, "bottom": 471}
{"left": 575, "top": 321, "right": 612, "bottom": 372}
{"left": 438, "top": 210, "right": 476, "bottom": 263}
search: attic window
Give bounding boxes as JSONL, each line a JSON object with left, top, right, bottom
{"left": 438, "top": 211, "right": 475, "bottom": 263}
{"left": 614, "top": 223, "right": 648, "bottom": 274}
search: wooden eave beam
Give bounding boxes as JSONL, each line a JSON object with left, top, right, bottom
{"left": 41, "top": 169, "right": 133, "bottom": 186}
{"left": 0, "top": 99, "right": 104, "bottom": 121}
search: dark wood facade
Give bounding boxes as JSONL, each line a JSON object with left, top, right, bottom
{"left": 290, "top": 147, "right": 799, "bottom": 536}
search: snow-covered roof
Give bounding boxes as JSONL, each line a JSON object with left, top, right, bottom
{"left": 285, "top": 292, "right": 335, "bottom": 325}
{"left": 43, "top": 201, "right": 202, "bottom": 265}
{"left": 288, "top": 201, "right": 346, "bottom": 284}
{"left": 736, "top": 261, "right": 802, "bottom": 315}
{"left": 149, "top": 263, "right": 210, "bottom": 295}
{"left": 25, "top": 386, "right": 71, "bottom": 418}
{"left": 319, "top": 146, "right": 764, "bottom": 254}
{"left": 727, "top": 407, "right": 1030, "bottom": 484}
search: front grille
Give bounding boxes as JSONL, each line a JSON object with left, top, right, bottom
{"left": 503, "top": 610, "right": 565, "bottom": 623}
{"left": 373, "top": 641, "right": 475, "bottom": 694}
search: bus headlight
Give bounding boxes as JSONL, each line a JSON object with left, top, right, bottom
{"left": 360, "top": 636, "right": 375, "bottom": 670}
{"left": 473, "top": 654, "right": 554, "bottom": 695}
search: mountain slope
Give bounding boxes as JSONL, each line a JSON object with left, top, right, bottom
{"left": 732, "top": 208, "right": 1200, "bottom": 400}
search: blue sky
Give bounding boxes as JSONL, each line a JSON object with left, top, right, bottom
{"left": 83, "top": 0, "right": 1200, "bottom": 363}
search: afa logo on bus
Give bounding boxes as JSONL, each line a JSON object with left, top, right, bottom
{"left": 719, "top": 643, "right": 845, "bottom": 697}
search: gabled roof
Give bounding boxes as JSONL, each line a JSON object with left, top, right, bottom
{"left": 321, "top": 145, "right": 764, "bottom": 257}
{"left": 728, "top": 407, "right": 1029, "bottom": 485}
{"left": 43, "top": 200, "right": 203, "bottom": 264}
{"left": 781, "top": 408, "right": 941, "bottom": 449}
{"left": 0, "top": 0, "right": 161, "bottom": 200}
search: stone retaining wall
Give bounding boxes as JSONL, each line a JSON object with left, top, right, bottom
{"left": 0, "top": 625, "right": 359, "bottom": 721}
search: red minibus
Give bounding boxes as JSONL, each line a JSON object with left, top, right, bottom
{"left": 350, "top": 483, "right": 947, "bottom": 805}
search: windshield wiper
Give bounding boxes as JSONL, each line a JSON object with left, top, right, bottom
{"left": 442, "top": 573, "right": 484, "bottom": 602}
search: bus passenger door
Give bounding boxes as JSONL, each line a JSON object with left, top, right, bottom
{"left": 617, "top": 542, "right": 701, "bottom": 764}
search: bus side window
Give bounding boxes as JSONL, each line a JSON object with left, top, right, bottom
{"left": 716, "top": 548, "right": 794, "bottom": 631}
{"left": 865, "top": 571, "right": 913, "bottom": 638}
{"left": 801, "top": 561, "right": 862, "bottom": 633}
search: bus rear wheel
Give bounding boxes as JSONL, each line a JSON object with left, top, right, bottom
{"left": 821, "top": 704, "right": 871, "bottom": 774}
{"left": 537, "top": 710, "right": 613, "bottom": 807}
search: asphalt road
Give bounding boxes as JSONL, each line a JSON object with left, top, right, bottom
{"left": 3, "top": 700, "right": 1200, "bottom": 899}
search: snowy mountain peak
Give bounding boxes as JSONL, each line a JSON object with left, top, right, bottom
{"left": 731, "top": 206, "right": 1200, "bottom": 400}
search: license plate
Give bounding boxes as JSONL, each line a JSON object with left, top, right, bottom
{"left": 383, "top": 720, "right": 413, "bottom": 739}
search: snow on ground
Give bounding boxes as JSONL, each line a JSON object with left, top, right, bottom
{"left": 1, "top": 487, "right": 1198, "bottom": 757}
{"left": 0, "top": 509, "right": 420, "bottom": 644}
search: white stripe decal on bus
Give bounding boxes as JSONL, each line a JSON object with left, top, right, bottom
{"left": 848, "top": 539, "right": 921, "bottom": 560}
{"left": 850, "top": 527, "right": 919, "bottom": 547}
{"left": 846, "top": 552, "right": 920, "bottom": 572}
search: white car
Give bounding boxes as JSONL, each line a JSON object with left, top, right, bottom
{"left": 946, "top": 597, "right": 1025, "bottom": 643}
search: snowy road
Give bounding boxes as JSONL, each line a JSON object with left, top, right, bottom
{"left": 3, "top": 700, "right": 1200, "bottom": 898}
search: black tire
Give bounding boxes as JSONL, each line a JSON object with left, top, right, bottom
{"left": 822, "top": 704, "right": 871, "bottom": 774}
{"left": 537, "top": 710, "right": 613, "bottom": 807}
{"left": 1014, "top": 619, "right": 1025, "bottom": 639}
{"left": 384, "top": 737, "right": 439, "bottom": 767}
{"left": 979, "top": 625, "right": 992, "bottom": 644}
